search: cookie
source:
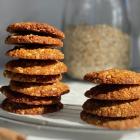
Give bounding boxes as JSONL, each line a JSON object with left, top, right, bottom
{"left": 9, "top": 81, "right": 69, "bottom": 97}
{"left": 1, "top": 99, "right": 63, "bottom": 115}
{"left": 10, "top": 45, "right": 62, "bottom": 48}
{"left": 5, "top": 60, "right": 67, "bottom": 75}
{"left": 0, "top": 127, "right": 26, "bottom": 140}
{"left": 85, "top": 84, "right": 140, "bottom": 100}
{"left": 1, "top": 86, "right": 61, "bottom": 105}
{"left": 7, "top": 22, "right": 65, "bottom": 39}
{"left": 84, "top": 69, "right": 140, "bottom": 84}
{"left": 82, "top": 99, "right": 140, "bottom": 117}
{"left": 5, "top": 35, "right": 63, "bottom": 46}
{"left": 80, "top": 111, "right": 140, "bottom": 130}
{"left": 6, "top": 47, "right": 64, "bottom": 60}
{"left": 4, "top": 70, "right": 62, "bottom": 83}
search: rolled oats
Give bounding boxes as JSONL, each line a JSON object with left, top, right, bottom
{"left": 64, "top": 24, "right": 131, "bottom": 79}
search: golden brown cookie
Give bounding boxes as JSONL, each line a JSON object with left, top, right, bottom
{"left": 82, "top": 99, "right": 140, "bottom": 117}
{"left": 84, "top": 69, "right": 140, "bottom": 84}
{"left": 1, "top": 98, "right": 63, "bottom": 115}
{"left": 6, "top": 47, "right": 64, "bottom": 60}
{"left": 1, "top": 86, "right": 61, "bottom": 105}
{"left": 5, "top": 60, "right": 67, "bottom": 75}
{"left": 5, "top": 35, "right": 63, "bottom": 46}
{"left": 0, "top": 127, "right": 27, "bottom": 140}
{"left": 0, "top": 127, "right": 26, "bottom": 140}
{"left": 9, "top": 81, "right": 69, "bottom": 97}
{"left": 85, "top": 84, "right": 140, "bottom": 100}
{"left": 4, "top": 70, "right": 62, "bottom": 83}
{"left": 81, "top": 111, "right": 140, "bottom": 130}
{"left": 11, "top": 45, "right": 62, "bottom": 48}
{"left": 7, "top": 22, "right": 65, "bottom": 39}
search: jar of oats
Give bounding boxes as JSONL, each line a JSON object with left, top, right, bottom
{"left": 63, "top": 0, "right": 131, "bottom": 79}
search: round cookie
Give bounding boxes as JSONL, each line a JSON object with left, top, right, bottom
{"left": 7, "top": 22, "right": 65, "bottom": 39}
{"left": 5, "top": 60, "right": 67, "bottom": 75}
{"left": 85, "top": 84, "right": 140, "bottom": 100}
{"left": 82, "top": 99, "right": 140, "bottom": 117}
{"left": 1, "top": 99, "right": 63, "bottom": 115}
{"left": 4, "top": 70, "right": 62, "bottom": 83}
{"left": 6, "top": 47, "right": 64, "bottom": 60}
{"left": 5, "top": 35, "right": 63, "bottom": 47}
{"left": 0, "top": 128, "right": 26, "bottom": 140}
{"left": 9, "top": 81, "right": 69, "bottom": 97}
{"left": 84, "top": 69, "right": 140, "bottom": 84}
{"left": 80, "top": 111, "right": 140, "bottom": 130}
{"left": 1, "top": 86, "right": 61, "bottom": 105}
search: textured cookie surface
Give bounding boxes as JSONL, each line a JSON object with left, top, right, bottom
{"left": 1, "top": 86, "right": 61, "bottom": 105}
{"left": 6, "top": 35, "right": 63, "bottom": 46}
{"left": 84, "top": 69, "right": 140, "bottom": 84}
{"left": 6, "top": 47, "right": 64, "bottom": 60}
{"left": 83, "top": 99, "right": 140, "bottom": 117}
{"left": 2, "top": 99, "right": 63, "bottom": 115}
{"left": 85, "top": 84, "right": 140, "bottom": 100}
{"left": 4, "top": 70, "right": 62, "bottom": 83}
{"left": 7, "top": 22, "right": 65, "bottom": 39}
{"left": 80, "top": 111, "right": 140, "bottom": 130}
{"left": 10, "top": 81, "right": 69, "bottom": 97}
{"left": 5, "top": 60, "right": 67, "bottom": 75}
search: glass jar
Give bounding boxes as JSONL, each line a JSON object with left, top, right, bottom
{"left": 126, "top": 0, "right": 140, "bottom": 71}
{"left": 63, "top": 0, "right": 131, "bottom": 80}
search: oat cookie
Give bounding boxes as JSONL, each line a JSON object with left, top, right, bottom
{"left": 10, "top": 81, "right": 69, "bottom": 97}
{"left": 2, "top": 99, "right": 63, "bottom": 115}
{"left": 84, "top": 69, "right": 140, "bottom": 84}
{"left": 5, "top": 60, "right": 67, "bottom": 75}
{"left": 0, "top": 127, "right": 26, "bottom": 140}
{"left": 83, "top": 99, "right": 140, "bottom": 117}
{"left": 80, "top": 111, "right": 140, "bottom": 130}
{"left": 1, "top": 86, "right": 61, "bottom": 105}
{"left": 6, "top": 47, "right": 64, "bottom": 60}
{"left": 6, "top": 35, "right": 63, "bottom": 46}
{"left": 4, "top": 70, "right": 62, "bottom": 83}
{"left": 85, "top": 84, "right": 140, "bottom": 100}
{"left": 7, "top": 22, "right": 65, "bottom": 39}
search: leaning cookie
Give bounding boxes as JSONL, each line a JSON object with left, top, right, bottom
{"left": 2, "top": 99, "right": 63, "bottom": 115}
{"left": 7, "top": 22, "right": 65, "bottom": 39}
{"left": 82, "top": 99, "right": 140, "bottom": 117}
{"left": 1, "top": 86, "right": 61, "bottom": 105}
{"left": 6, "top": 47, "right": 64, "bottom": 60}
{"left": 9, "top": 81, "right": 69, "bottom": 97}
{"left": 6, "top": 34, "right": 63, "bottom": 47}
{"left": 84, "top": 69, "right": 140, "bottom": 84}
{"left": 4, "top": 70, "right": 62, "bottom": 83}
{"left": 85, "top": 84, "right": 140, "bottom": 100}
{"left": 5, "top": 60, "right": 67, "bottom": 75}
{"left": 80, "top": 111, "right": 140, "bottom": 130}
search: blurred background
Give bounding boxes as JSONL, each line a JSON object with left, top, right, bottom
{"left": 0, "top": 0, "right": 140, "bottom": 79}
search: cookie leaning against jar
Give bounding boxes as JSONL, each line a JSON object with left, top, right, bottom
{"left": 1, "top": 21, "right": 69, "bottom": 115}
{"left": 81, "top": 68, "right": 140, "bottom": 130}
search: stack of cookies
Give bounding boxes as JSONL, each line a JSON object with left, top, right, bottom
{"left": 81, "top": 69, "right": 140, "bottom": 129}
{"left": 1, "top": 22, "right": 69, "bottom": 115}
